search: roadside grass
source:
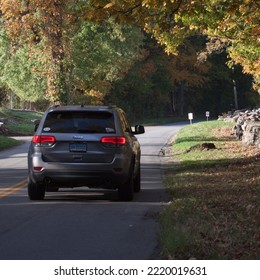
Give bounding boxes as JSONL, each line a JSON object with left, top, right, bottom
{"left": 0, "top": 108, "right": 42, "bottom": 151}
{"left": 0, "top": 135, "right": 21, "bottom": 151}
{"left": 0, "top": 108, "right": 42, "bottom": 135}
{"left": 160, "top": 121, "right": 260, "bottom": 259}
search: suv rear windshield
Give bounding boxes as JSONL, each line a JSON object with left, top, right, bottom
{"left": 42, "top": 111, "right": 115, "bottom": 134}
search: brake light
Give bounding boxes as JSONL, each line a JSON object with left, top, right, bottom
{"left": 116, "top": 137, "right": 126, "bottom": 145}
{"left": 101, "top": 136, "right": 126, "bottom": 145}
{"left": 32, "top": 135, "right": 56, "bottom": 144}
{"left": 34, "top": 166, "right": 44, "bottom": 172}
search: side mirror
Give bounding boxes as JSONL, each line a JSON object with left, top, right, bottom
{"left": 134, "top": 125, "right": 145, "bottom": 134}
{"left": 34, "top": 124, "right": 39, "bottom": 132}
{"left": 32, "top": 119, "right": 40, "bottom": 132}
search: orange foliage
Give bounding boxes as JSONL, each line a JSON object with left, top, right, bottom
{"left": 0, "top": 0, "right": 73, "bottom": 101}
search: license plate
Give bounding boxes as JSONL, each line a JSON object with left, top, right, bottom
{"left": 69, "top": 143, "right": 87, "bottom": 152}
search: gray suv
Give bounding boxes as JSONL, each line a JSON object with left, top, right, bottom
{"left": 28, "top": 105, "right": 145, "bottom": 201}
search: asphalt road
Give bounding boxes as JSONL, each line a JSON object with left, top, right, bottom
{"left": 0, "top": 123, "right": 185, "bottom": 260}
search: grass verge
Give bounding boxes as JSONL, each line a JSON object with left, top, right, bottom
{"left": 0, "top": 135, "right": 21, "bottom": 152}
{"left": 160, "top": 121, "right": 260, "bottom": 259}
{"left": 0, "top": 108, "right": 42, "bottom": 135}
{"left": 0, "top": 108, "right": 42, "bottom": 151}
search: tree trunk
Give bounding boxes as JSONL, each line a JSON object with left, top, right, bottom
{"left": 43, "top": 1, "right": 67, "bottom": 104}
{"left": 169, "top": 90, "right": 176, "bottom": 115}
{"left": 178, "top": 80, "right": 185, "bottom": 117}
{"left": 10, "top": 91, "right": 14, "bottom": 109}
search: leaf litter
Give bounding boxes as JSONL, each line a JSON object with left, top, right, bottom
{"left": 161, "top": 123, "right": 260, "bottom": 259}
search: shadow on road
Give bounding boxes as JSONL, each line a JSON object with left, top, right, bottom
{"left": 0, "top": 160, "right": 170, "bottom": 205}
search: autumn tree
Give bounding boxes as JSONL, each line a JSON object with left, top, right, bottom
{"left": 164, "top": 35, "right": 211, "bottom": 116}
{"left": 106, "top": 34, "right": 212, "bottom": 119}
{"left": 0, "top": 0, "right": 72, "bottom": 102}
{"left": 0, "top": 0, "right": 258, "bottom": 108}
{"left": 0, "top": 0, "right": 143, "bottom": 104}
{"left": 87, "top": 0, "right": 260, "bottom": 92}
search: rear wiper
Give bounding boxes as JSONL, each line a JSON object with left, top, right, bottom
{"left": 76, "top": 129, "right": 99, "bottom": 133}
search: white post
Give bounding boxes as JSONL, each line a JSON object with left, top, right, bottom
{"left": 188, "top": 113, "right": 193, "bottom": 124}
{"left": 206, "top": 111, "right": 210, "bottom": 122}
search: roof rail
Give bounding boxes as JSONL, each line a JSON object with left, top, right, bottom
{"left": 49, "top": 104, "right": 60, "bottom": 111}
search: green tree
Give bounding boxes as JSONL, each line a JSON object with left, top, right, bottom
{"left": 70, "top": 19, "right": 143, "bottom": 104}
{"left": 0, "top": 26, "right": 47, "bottom": 102}
{"left": 88, "top": 0, "right": 260, "bottom": 89}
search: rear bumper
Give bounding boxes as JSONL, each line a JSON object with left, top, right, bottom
{"left": 31, "top": 169, "right": 128, "bottom": 188}
{"left": 28, "top": 156, "right": 131, "bottom": 189}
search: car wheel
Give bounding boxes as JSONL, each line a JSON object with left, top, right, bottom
{"left": 134, "top": 164, "right": 141, "bottom": 193}
{"left": 118, "top": 170, "right": 134, "bottom": 201}
{"left": 28, "top": 180, "right": 45, "bottom": 200}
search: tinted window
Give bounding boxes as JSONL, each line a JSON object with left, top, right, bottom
{"left": 42, "top": 111, "right": 115, "bottom": 134}
{"left": 118, "top": 111, "right": 132, "bottom": 133}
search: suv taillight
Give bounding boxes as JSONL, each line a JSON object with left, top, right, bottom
{"left": 32, "top": 135, "right": 56, "bottom": 144}
{"left": 101, "top": 136, "right": 126, "bottom": 146}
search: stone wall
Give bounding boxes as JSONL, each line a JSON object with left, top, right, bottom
{"left": 219, "top": 108, "right": 260, "bottom": 148}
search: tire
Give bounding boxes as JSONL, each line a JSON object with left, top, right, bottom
{"left": 28, "top": 180, "right": 45, "bottom": 200}
{"left": 118, "top": 170, "right": 134, "bottom": 201}
{"left": 134, "top": 164, "right": 141, "bottom": 193}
